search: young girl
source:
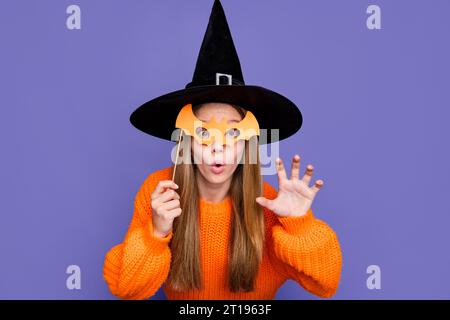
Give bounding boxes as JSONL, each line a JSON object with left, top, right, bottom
{"left": 103, "top": 102, "right": 342, "bottom": 299}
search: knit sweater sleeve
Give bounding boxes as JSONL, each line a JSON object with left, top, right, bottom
{"left": 263, "top": 182, "right": 342, "bottom": 298}
{"left": 103, "top": 171, "right": 173, "bottom": 300}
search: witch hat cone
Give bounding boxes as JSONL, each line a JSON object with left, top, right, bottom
{"left": 130, "top": 0, "right": 302, "bottom": 144}
{"left": 186, "top": 0, "right": 244, "bottom": 88}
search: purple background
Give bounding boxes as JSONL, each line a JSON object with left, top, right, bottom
{"left": 1, "top": 0, "right": 449, "bottom": 299}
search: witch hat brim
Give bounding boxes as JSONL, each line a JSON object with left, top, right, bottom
{"left": 130, "top": 0, "right": 302, "bottom": 145}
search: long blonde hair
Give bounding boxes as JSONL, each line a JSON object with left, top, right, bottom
{"left": 167, "top": 104, "right": 265, "bottom": 292}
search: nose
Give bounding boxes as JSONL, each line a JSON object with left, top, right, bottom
{"left": 211, "top": 140, "right": 224, "bottom": 153}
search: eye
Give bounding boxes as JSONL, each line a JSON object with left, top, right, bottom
{"left": 195, "top": 127, "right": 210, "bottom": 139}
{"left": 225, "top": 128, "right": 240, "bottom": 138}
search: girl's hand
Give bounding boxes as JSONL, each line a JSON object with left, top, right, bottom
{"left": 256, "top": 155, "right": 324, "bottom": 217}
{"left": 150, "top": 180, "right": 181, "bottom": 238}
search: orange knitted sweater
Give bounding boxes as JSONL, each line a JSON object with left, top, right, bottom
{"left": 103, "top": 166, "right": 342, "bottom": 300}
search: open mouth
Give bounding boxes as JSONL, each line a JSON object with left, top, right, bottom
{"left": 211, "top": 160, "right": 224, "bottom": 167}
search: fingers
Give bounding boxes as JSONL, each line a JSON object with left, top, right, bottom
{"left": 298, "top": 162, "right": 324, "bottom": 195}
{"left": 256, "top": 196, "right": 274, "bottom": 211}
{"left": 311, "top": 179, "right": 324, "bottom": 194}
{"left": 301, "top": 164, "right": 314, "bottom": 186}
{"left": 160, "top": 198, "right": 180, "bottom": 211}
{"left": 291, "top": 154, "right": 300, "bottom": 180}
{"left": 276, "top": 157, "right": 288, "bottom": 184}
{"left": 151, "top": 188, "right": 182, "bottom": 220}
{"left": 154, "top": 188, "right": 180, "bottom": 205}
{"left": 152, "top": 180, "right": 178, "bottom": 200}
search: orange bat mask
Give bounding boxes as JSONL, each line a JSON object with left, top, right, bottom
{"left": 174, "top": 103, "right": 260, "bottom": 146}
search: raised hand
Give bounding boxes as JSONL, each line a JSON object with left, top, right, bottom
{"left": 256, "top": 155, "right": 323, "bottom": 217}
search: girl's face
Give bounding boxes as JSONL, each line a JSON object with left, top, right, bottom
{"left": 191, "top": 103, "right": 245, "bottom": 185}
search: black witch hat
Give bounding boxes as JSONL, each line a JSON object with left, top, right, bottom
{"left": 130, "top": 0, "right": 302, "bottom": 144}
